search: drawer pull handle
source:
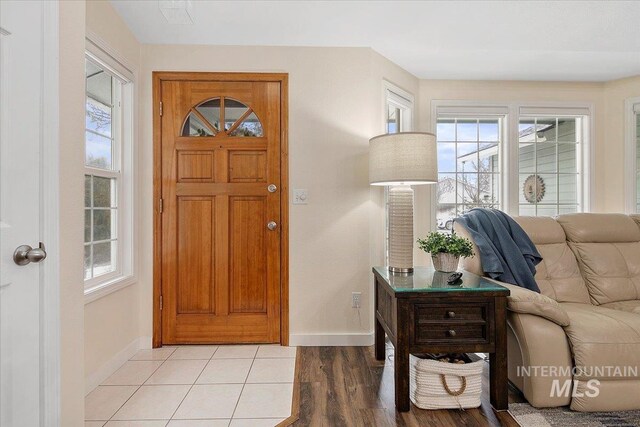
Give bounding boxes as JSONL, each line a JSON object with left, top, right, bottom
{"left": 447, "top": 311, "right": 456, "bottom": 318}
{"left": 448, "top": 329, "right": 456, "bottom": 337}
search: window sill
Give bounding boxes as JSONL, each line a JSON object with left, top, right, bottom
{"left": 84, "top": 274, "right": 136, "bottom": 304}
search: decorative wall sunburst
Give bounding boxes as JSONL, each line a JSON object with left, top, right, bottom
{"left": 523, "top": 174, "right": 546, "bottom": 203}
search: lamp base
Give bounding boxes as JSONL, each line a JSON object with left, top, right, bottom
{"left": 388, "top": 185, "right": 414, "bottom": 272}
{"left": 389, "top": 266, "right": 414, "bottom": 274}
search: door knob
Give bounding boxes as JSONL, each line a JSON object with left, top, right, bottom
{"left": 267, "top": 184, "right": 277, "bottom": 193}
{"left": 267, "top": 221, "right": 278, "bottom": 231}
{"left": 13, "top": 242, "right": 47, "bottom": 266}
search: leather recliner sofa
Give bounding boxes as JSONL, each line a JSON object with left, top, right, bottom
{"left": 454, "top": 213, "right": 640, "bottom": 412}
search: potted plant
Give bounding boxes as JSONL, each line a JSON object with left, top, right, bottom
{"left": 417, "top": 232, "right": 474, "bottom": 272}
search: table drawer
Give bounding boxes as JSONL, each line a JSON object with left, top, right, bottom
{"left": 416, "top": 303, "right": 488, "bottom": 323}
{"left": 415, "top": 323, "right": 487, "bottom": 344}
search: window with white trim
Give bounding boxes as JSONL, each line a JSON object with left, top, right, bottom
{"left": 433, "top": 103, "right": 590, "bottom": 226}
{"left": 84, "top": 52, "right": 134, "bottom": 294}
{"left": 436, "top": 117, "right": 503, "bottom": 231}
{"left": 626, "top": 100, "right": 640, "bottom": 213}
{"left": 518, "top": 116, "right": 583, "bottom": 216}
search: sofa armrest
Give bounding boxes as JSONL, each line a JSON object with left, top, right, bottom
{"left": 484, "top": 278, "right": 570, "bottom": 327}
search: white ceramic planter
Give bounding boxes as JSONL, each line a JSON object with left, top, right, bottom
{"left": 432, "top": 252, "right": 460, "bottom": 273}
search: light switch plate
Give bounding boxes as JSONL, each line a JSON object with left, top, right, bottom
{"left": 293, "top": 189, "right": 308, "bottom": 205}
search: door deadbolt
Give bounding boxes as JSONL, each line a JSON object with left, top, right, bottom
{"left": 267, "top": 221, "right": 278, "bottom": 231}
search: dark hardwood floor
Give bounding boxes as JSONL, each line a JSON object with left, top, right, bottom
{"left": 292, "top": 344, "right": 524, "bottom": 427}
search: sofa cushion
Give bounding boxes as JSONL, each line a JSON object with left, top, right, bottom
{"left": 514, "top": 217, "right": 590, "bottom": 304}
{"left": 600, "top": 300, "right": 640, "bottom": 315}
{"left": 561, "top": 303, "right": 640, "bottom": 381}
{"left": 557, "top": 214, "right": 640, "bottom": 305}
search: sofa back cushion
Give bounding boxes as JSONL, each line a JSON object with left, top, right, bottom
{"left": 514, "top": 217, "right": 590, "bottom": 303}
{"left": 556, "top": 213, "right": 640, "bottom": 305}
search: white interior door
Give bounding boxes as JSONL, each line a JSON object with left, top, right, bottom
{"left": 0, "top": 1, "right": 49, "bottom": 425}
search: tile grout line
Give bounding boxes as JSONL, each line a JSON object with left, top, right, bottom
{"left": 229, "top": 347, "right": 259, "bottom": 421}
{"left": 165, "top": 346, "right": 219, "bottom": 422}
{"left": 98, "top": 346, "right": 178, "bottom": 424}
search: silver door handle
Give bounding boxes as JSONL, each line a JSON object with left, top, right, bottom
{"left": 267, "top": 184, "right": 277, "bottom": 193}
{"left": 267, "top": 221, "right": 277, "bottom": 231}
{"left": 13, "top": 242, "right": 47, "bottom": 266}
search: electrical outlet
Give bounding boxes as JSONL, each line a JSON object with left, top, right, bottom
{"left": 352, "top": 292, "right": 362, "bottom": 308}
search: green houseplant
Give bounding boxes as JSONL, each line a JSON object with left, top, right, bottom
{"left": 417, "top": 232, "right": 474, "bottom": 272}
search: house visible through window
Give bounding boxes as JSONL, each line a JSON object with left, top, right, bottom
{"left": 518, "top": 117, "right": 582, "bottom": 216}
{"left": 434, "top": 104, "right": 590, "bottom": 228}
{"left": 85, "top": 59, "right": 120, "bottom": 281}
{"left": 436, "top": 118, "right": 502, "bottom": 231}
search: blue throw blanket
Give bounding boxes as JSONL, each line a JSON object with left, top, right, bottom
{"left": 455, "top": 209, "right": 542, "bottom": 292}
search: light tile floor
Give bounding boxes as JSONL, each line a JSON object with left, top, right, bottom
{"left": 85, "top": 345, "right": 296, "bottom": 427}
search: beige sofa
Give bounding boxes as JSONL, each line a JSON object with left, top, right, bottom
{"left": 454, "top": 213, "right": 640, "bottom": 412}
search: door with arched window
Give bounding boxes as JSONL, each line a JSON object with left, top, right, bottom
{"left": 155, "top": 73, "right": 288, "bottom": 344}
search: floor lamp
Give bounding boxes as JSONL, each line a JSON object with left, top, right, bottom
{"left": 369, "top": 132, "right": 437, "bottom": 273}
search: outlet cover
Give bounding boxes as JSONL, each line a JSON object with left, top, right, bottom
{"left": 352, "top": 292, "right": 362, "bottom": 308}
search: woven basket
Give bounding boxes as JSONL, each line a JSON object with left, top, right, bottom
{"left": 410, "top": 354, "right": 484, "bottom": 410}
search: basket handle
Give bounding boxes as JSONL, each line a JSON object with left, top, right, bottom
{"left": 440, "top": 374, "right": 467, "bottom": 396}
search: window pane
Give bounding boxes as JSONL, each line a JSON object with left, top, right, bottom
{"left": 536, "top": 205, "right": 558, "bottom": 217}
{"left": 536, "top": 119, "right": 557, "bottom": 142}
{"left": 437, "top": 143, "right": 456, "bottom": 172}
{"left": 229, "top": 112, "right": 264, "bottom": 137}
{"left": 457, "top": 143, "right": 479, "bottom": 172}
{"left": 536, "top": 143, "right": 557, "bottom": 173}
{"left": 93, "top": 176, "right": 116, "bottom": 208}
{"left": 85, "top": 210, "right": 91, "bottom": 243}
{"left": 456, "top": 120, "right": 477, "bottom": 141}
{"left": 85, "top": 175, "right": 92, "bottom": 207}
{"left": 558, "top": 118, "right": 577, "bottom": 142}
{"left": 195, "top": 98, "right": 221, "bottom": 132}
{"left": 86, "top": 64, "right": 112, "bottom": 105}
{"left": 479, "top": 120, "right": 499, "bottom": 141}
{"left": 519, "top": 119, "right": 536, "bottom": 143}
{"left": 84, "top": 245, "right": 92, "bottom": 280}
{"left": 387, "top": 105, "right": 400, "bottom": 133}
{"left": 559, "top": 205, "right": 578, "bottom": 214}
{"left": 436, "top": 120, "right": 455, "bottom": 141}
{"left": 93, "top": 241, "right": 116, "bottom": 277}
{"left": 225, "top": 98, "right": 249, "bottom": 131}
{"left": 558, "top": 174, "right": 577, "bottom": 204}
{"left": 86, "top": 97, "right": 112, "bottom": 137}
{"left": 93, "top": 209, "right": 116, "bottom": 241}
{"left": 86, "top": 131, "right": 112, "bottom": 169}
{"left": 478, "top": 172, "right": 500, "bottom": 208}
{"left": 182, "top": 112, "right": 214, "bottom": 137}
{"left": 558, "top": 143, "right": 577, "bottom": 173}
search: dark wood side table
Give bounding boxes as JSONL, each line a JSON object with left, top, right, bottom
{"left": 373, "top": 266, "right": 510, "bottom": 412}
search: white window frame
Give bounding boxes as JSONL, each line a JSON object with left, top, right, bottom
{"left": 84, "top": 35, "right": 137, "bottom": 303}
{"left": 624, "top": 97, "right": 640, "bottom": 213}
{"left": 430, "top": 101, "right": 593, "bottom": 227}
{"left": 382, "top": 81, "right": 414, "bottom": 264}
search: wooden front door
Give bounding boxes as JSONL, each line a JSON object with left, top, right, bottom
{"left": 156, "top": 73, "right": 287, "bottom": 344}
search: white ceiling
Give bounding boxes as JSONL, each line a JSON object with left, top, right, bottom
{"left": 111, "top": 0, "right": 640, "bottom": 82}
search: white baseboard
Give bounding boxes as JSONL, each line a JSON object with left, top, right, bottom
{"left": 289, "top": 333, "right": 374, "bottom": 346}
{"left": 85, "top": 336, "right": 149, "bottom": 395}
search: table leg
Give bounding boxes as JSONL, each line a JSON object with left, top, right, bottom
{"left": 490, "top": 296, "right": 508, "bottom": 410}
{"left": 375, "top": 316, "right": 386, "bottom": 361}
{"left": 394, "top": 301, "right": 410, "bottom": 412}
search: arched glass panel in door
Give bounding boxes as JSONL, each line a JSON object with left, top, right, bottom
{"left": 181, "top": 97, "right": 263, "bottom": 137}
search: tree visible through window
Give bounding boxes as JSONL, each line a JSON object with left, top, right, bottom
{"left": 84, "top": 59, "right": 121, "bottom": 281}
{"left": 436, "top": 118, "right": 501, "bottom": 231}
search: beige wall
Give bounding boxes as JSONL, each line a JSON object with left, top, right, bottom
{"left": 604, "top": 75, "right": 640, "bottom": 211}
{"left": 84, "top": 0, "right": 142, "bottom": 388}
{"left": 138, "top": 45, "right": 419, "bottom": 343}
{"left": 59, "top": 1, "right": 86, "bottom": 425}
